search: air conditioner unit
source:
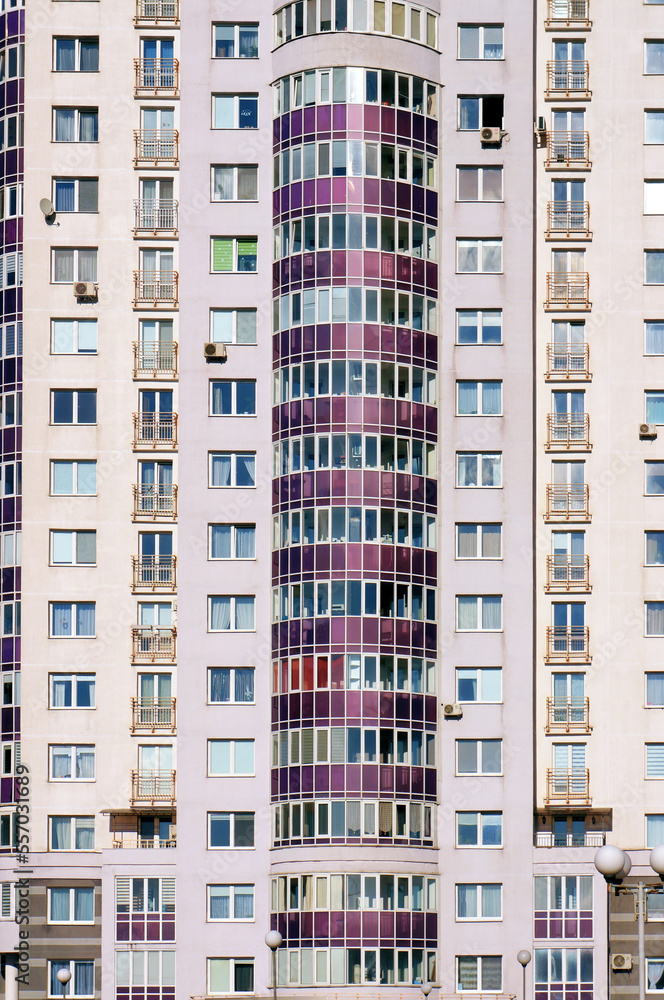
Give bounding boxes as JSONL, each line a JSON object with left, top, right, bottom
{"left": 443, "top": 702, "right": 463, "bottom": 719}
{"left": 640, "top": 423, "right": 658, "bottom": 439}
{"left": 612, "top": 954, "right": 632, "bottom": 972}
{"left": 73, "top": 281, "right": 96, "bottom": 298}
{"left": 168, "top": 824, "right": 177, "bottom": 841}
{"left": 480, "top": 126, "right": 502, "bottom": 144}
{"left": 204, "top": 342, "right": 227, "bottom": 359}
{"left": 534, "top": 116, "right": 546, "bottom": 133}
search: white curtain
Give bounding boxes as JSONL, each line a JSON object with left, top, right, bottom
{"left": 75, "top": 888, "right": 94, "bottom": 922}
{"left": 79, "top": 111, "right": 97, "bottom": 142}
{"left": 210, "top": 668, "right": 230, "bottom": 701}
{"left": 458, "top": 383, "right": 477, "bottom": 414}
{"left": 235, "top": 526, "right": 255, "bottom": 558}
{"left": 75, "top": 821, "right": 95, "bottom": 850}
{"left": 55, "top": 109, "right": 75, "bottom": 141}
{"left": 52, "top": 748, "right": 72, "bottom": 778}
{"left": 54, "top": 251, "right": 74, "bottom": 283}
{"left": 457, "top": 454, "right": 477, "bottom": 486}
{"left": 648, "top": 673, "right": 664, "bottom": 705}
{"left": 211, "top": 454, "right": 231, "bottom": 486}
{"left": 648, "top": 603, "right": 664, "bottom": 636}
{"left": 52, "top": 677, "right": 69, "bottom": 707}
{"left": 52, "top": 604, "right": 72, "bottom": 636}
{"left": 482, "top": 597, "right": 502, "bottom": 630}
{"left": 210, "top": 887, "right": 230, "bottom": 919}
{"left": 457, "top": 597, "right": 478, "bottom": 630}
{"left": 51, "top": 817, "right": 71, "bottom": 849}
{"left": 483, "top": 884, "right": 501, "bottom": 917}
{"left": 649, "top": 963, "right": 664, "bottom": 990}
{"left": 482, "top": 381, "right": 502, "bottom": 415}
{"left": 234, "top": 887, "right": 254, "bottom": 918}
{"left": 75, "top": 963, "right": 94, "bottom": 997}
{"left": 482, "top": 454, "right": 501, "bottom": 486}
{"left": 236, "top": 454, "right": 255, "bottom": 486}
{"left": 55, "top": 181, "right": 76, "bottom": 212}
{"left": 76, "top": 747, "right": 95, "bottom": 779}
{"left": 50, "top": 888, "right": 70, "bottom": 921}
{"left": 210, "top": 597, "right": 231, "bottom": 630}
{"left": 78, "top": 250, "right": 97, "bottom": 281}
{"left": 235, "top": 597, "right": 255, "bottom": 630}
{"left": 56, "top": 40, "right": 75, "bottom": 70}
{"left": 235, "top": 668, "right": 254, "bottom": 701}
{"left": 647, "top": 252, "right": 664, "bottom": 284}
{"left": 647, "top": 323, "right": 664, "bottom": 354}
{"left": 215, "top": 167, "right": 234, "bottom": 200}
{"left": 210, "top": 525, "right": 231, "bottom": 558}
{"left": 238, "top": 167, "right": 257, "bottom": 200}
{"left": 76, "top": 603, "right": 95, "bottom": 636}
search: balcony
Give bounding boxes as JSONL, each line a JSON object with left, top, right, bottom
{"left": 545, "top": 768, "right": 591, "bottom": 805}
{"left": 545, "top": 131, "right": 590, "bottom": 168}
{"left": 135, "top": 0, "right": 180, "bottom": 24}
{"left": 535, "top": 830, "right": 603, "bottom": 847}
{"left": 546, "top": 625, "right": 590, "bottom": 662}
{"left": 546, "top": 60, "right": 590, "bottom": 97}
{"left": 133, "top": 413, "right": 178, "bottom": 449}
{"left": 131, "top": 626, "right": 177, "bottom": 662}
{"left": 545, "top": 484, "right": 590, "bottom": 521}
{"left": 133, "top": 271, "right": 178, "bottom": 309}
{"left": 545, "top": 0, "right": 591, "bottom": 28}
{"left": 133, "top": 130, "right": 179, "bottom": 167}
{"left": 546, "top": 412, "right": 591, "bottom": 450}
{"left": 131, "top": 770, "right": 176, "bottom": 804}
{"left": 546, "top": 554, "right": 591, "bottom": 591}
{"left": 133, "top": 342, "right": 178, "bottom": 379}
{"left": 131, "top": 696, "right": 177, "bottom": 733}
{"left": 545, "top": 272, "right": 590, "bottom": 310}
{"left": 545, "top": 343, "right": 591, "bottom": 380}
{"left": 133, "top": 200, "right": 179, "bottom": 236}
{"left": 546, "top": 201, "right": 591, "bottom": 239}
{"left": 132, "top": 484, "right": 178, "bottom": 520}
{"left": 546, "top": 696, "right": 591, "bottom": 733}
{"left": 132, "top": 555, "right": 177, "bottom": 591}
{"left": 134, "top": 58, "right": 180, "bottom": 97}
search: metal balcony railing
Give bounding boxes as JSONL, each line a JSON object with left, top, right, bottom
{"left": 131, "top": 626, "right": 177, "bottom": 662}
{"left": 546, "top": 131, "right": 590, "bottom": 168}
{"left": 133, "top": 342, "right": 178, "bottom": 378}
{"left": 133, "top": 413, "right": 178, "bottom": 449}
{"left": 134, "top": 58, "right": 180, "bottom": 96}
{"left": 546, "top": 696, "right": 591, "bottom": 733}
{"left": 132, "top": 555, "right": 177, "bottom": 590}
{"left": 545, "top": 484, "right": 590, "bottom": 520}
{"left": 132, "top": 484, "right": 178, "bottom": 519}
{"left": 131, "top": 769, "right": 176, "bottom": 804}
{"left": 546, "top": 201, "right": 591, "bottom": 237}
{"left": 131, "top": 696, "right": 177, "bottom": 732}
{"left": 546, "top": 412, "right": 591, "bottom": 449}
{"left": 133, "top": 271, "right": 178, "bottom": 308}
{"left": 546, "top": 768, "right": 591, "bottom": 804}
{"left": 546, "top": 554, "right": 590, "bottom": 591}
{"left": 535, "top": 831, "right": 604, "bottom": 848}
{"left": 133, "top": 130, "right": 179, "bottom": 167}
{"left": 546, "top": 343, "right": 590, "bottom": 379}
{"left": 112, "top": 836, "right": 177, "bottom": 848}
{"left": 133, "top": 199, "right": 178, "bottom": 235}
{"left": 546, "top": 625, "right": 590, "bottom": 661}
{"left": 546, "top": 0, "right": 591, "bottom": 27}
{"left": 135, "top": 0, "right": 180, "bottom": 24}
{"left": 546, "top": 272, "right": 590, "bottom": 309}
{"left": 546, "top": 60, "right": 590, "bottom": 95}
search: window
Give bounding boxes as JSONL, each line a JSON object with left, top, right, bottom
{"left": 456, "top": 309, "right": 502, "bottom": 345}
{"left": 51, "top": 390, "right": 97, "bottom": 425}
{"left": 456, "top": 812, "right": 502, "bottom": 847}
{"left": 456, "top": 667, "right": 502, "bottom": 703}
{"left": 535, "top": 951, "right": 592, "bottom": 1000}
{"left": 51, "top": 248, "right": 97, "bottom": 283}
{"left": 648, "top": 815, "right": 664, "bottom": 847}
{"left": 48, "top": 887, "right": 94, "bottom": 923}
{"left": 51, "top": 530, "right": 96, "bottom": 566}
{"left": 456, "top": 381, "right": 502, "bottom": 416}
{"left": 51, "top": 460, "right": 97, "bottom": 496}
{"left": 647, "top": 958, "right": 664, "bottom": 990}
{"left": 212, "top": 94, "right": 258, "bottom": 129}
{"left": 0, "top": 183, "right": 22, "bottom": 218}
{"left": 646, "top": 41, "right": 664, "bottom": 74}
{"left": 647, "top": 462, "right": 664, "bottom": 495}
{"left": 51, "top": 319, "right": 98, "bottom": 355}
{"left": 209, "top": 525, "right": 256, "bottom": 559}
{"left": 458, "top": 25, "right": 503, "bottom": 59}
{"left": 50, "top": 674, "right": 95, "bottom": 708}
{"left": 208, "top": 958, "right": 254, "bottom": 995}
{"left": 457, "top": 956, "right": 502, "bottom": 991}
{"left": 50, "top": 602, "right": 95, "bottom": 638}
{"left": 457, "top": 739, "right": 502, "bottom": 775}
{"left": 457, "top": 238, "right": 502, "bottom": 273}
{"left": 209, "top": 452, "right": 256, "bottom": 487}
{"left": 53, "top": 178, "right": 98, "bottom": 213}
{"left": 646, "top": 181, "right": 664, "bottom": 215}
{"left": 646, "top": 251, "right": 664, "bottom": 284}
{"left": 647, "top": 603, "right": 664, "bottom": 636}
{"left": 48, "top": 961, "right": 94, "bottom": 998}
{"left": 210, "top": 380, "right": 256, "bottom": 416}
{"left": 0, "top": 43, "right": 23, "bottom": 79}
{"left": 208, "top": 812, "right": 255, "bottom": 848}
{"left": 456, "top": 524, "right": 501, "bottom": 559}
{"left": 646, "top": 322, "right": 664, "bottom": 355}
{"left": 208, "top": 885, "right": 254, "bottom": 921}
{"left": 646, "top": 532, "right": 664, "bottom": 566}
{"left": 49, "top": 816, "right": 95, "bottom": 851}
{"left": 208, "top": 740, "right": 255, "bottom": 776}
{"left": 648, "top": 673, "right": 664, "bottom": 707}
{"left": 212, "top": 165, "right": 258, "bottom": 201}
{"left": 209, "top": 667, "right": 255, "bottom": 704}
{"left": 50, "top": 745, "right": 95, "bottom": 781}
{"left": 458, "top": 95, "right": 504, "bottom": 130}
{"left": 0, "top": 114, "right": 23, "bottom": 151}
{"left": 209, "top": 596, "right": 255, "bottom": 631}
{"left": 211, "top": 238, "right": 257, "bottom": 273}
{"left": 457, "top": 453, "right": 502, "bottom": 487}
{"left": 646, "top": 111, "right": 664, "bottom": 144}
{"left": 456, "top": 885, "right": 502, "bottom": 920}
{"left": 116, "top": 952, "right": 175, "bottom": 992}
{"left": 213, "top": 23, "right": 258, "bottom": 58}
{"left": 211, "top": 308, "right": 257, "bottom": 345}
{"left": 647, "top": 392, "right": 664, "bottom": 425}
{"left": 53, "top": 37, "right": 99, "bottom": 72}
{"left": 647, "top": 744, "right": 664, "bottom": 778}
{"left": 457, "top": 166, "right": 502, "bottom": 201}
{"left": 53, "top": 107, "right": 98, "bottom": 142}
{"left": 115, "top": 876, "right": 175, "bottom": 914}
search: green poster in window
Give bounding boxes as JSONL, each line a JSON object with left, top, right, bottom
{"left": 213, "top": 238, "right": 233, "bottom": 272}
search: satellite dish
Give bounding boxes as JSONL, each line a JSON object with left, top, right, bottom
{"left": 39, "top": 198, "right": 55, "bottom": 217}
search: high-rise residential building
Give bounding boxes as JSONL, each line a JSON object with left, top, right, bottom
{"left": 2, "top": 0, "right": 664, "bottom": 999}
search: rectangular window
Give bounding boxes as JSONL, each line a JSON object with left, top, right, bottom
{"left": 456, "top": 596, "right": 502, "bottom": 631}
{"left": 457, "top": 956, "right": 502, "bottom": 991}
{"left": 116, "top": 950, "right": 175, "bottom": 990}
{"left": 646, "top": 41, "right": 664, "bottom": 74}
{"left": 457, "top": 238, "right": 502, "bottom": 273}
{"left": 208, "top": 885, "right": 255, "bottom": 921}
{"left": 646, "top": 603, "right": 664, "bottom": 636}
{"left": 53, "top": 178, "right": 98, "bottom": 213}
{"left": 210, "top": 380, "right": 256, "bottom": 416}
{"left": 647, "top": 815, "right": 664, "bottom": 847}
{"left": 211, "top": 237, "right": 258, "bottom": 273}
{"left": 646, "top": 532, "right": 664, "bottom": 565}
{"left": 208, "top": 958, "right": 255, "bottom": 995}
{"left": 646, "top": 181, "right": 664, "bottom": 215}
{"left": 646, "top": 321, "right": 664, "bottom": 355}
{"left": 212, "top": 94, "right": 259, "bottom": 129}
{"left": 647, "top": 744, "right": 664, "bottom": 778}
{"left": 458, "top": 95, "right": 504, "bottom": 130}
{"left": 49, "top": 816, "right": 95, "bottom": 851}
{"left": 458, "top": 25, "right": 504, "bottom": 59}
{"left": 53, "top": 37, "right": 99, "bottom": 72}
{"left": 208, "top": 812, "right": 255, "bottom": 848}
{"left": 51, "top": 390, "right": 97, "bottom": 425}
{"left": 53, "top": 107, "right": 98, "bottom": 142}
{"left": 456, "top": 381, "right": 502, "bottom": 415}
{"left": 213, "top": 23, "right": 259, "bottom": 58}
{"left": 51, "top": 248, "right": 98, "bottom": 283}
{"left": 646, "top": 251, "right": 664, "bottom": 284}
{"left": 48, "top": 886, "right": 94, "bottom": 923}
{"left": 208, "top": 667, "right": 255, "bottom": 704}
{"left": 209, "top": 596, "right": 256, "bottom": 631}
{"left": 50, "top": 602, "right": 95, "bottom": 638}
{"left": 456, "top": 524, "right": 502, "bottom": 559}
{"left": 48, "top": 961, "right": 94, "bottom": 998}
{"left": 457, "top": 739, "right": 502, "bottom": 775}
{"left": 209, "top": 525, "right": 256, "bottom": 559}
{"left": 51, "top": 319, "right": 98, "bottom": 354}
{"left": 456, "top": 884, "right": 502, "bottom": 920}
{"left": 456, "top": 453, "right": 502, "bottom": 487}
{"left": 457, "top": 165, "right": 503, "bottom": 201}
{"left": 647, "top": 392, "right": 664, "bottom": 425}
{"left": 456, "top": 309, "right": 502, "bottom": 345}
{"left": 211, "top": 308, "right": 257, "bottom": 345}
{"left": 50, "top": 530, "right": 96, "bottom": 566}
{"left": 212, "top": 165, "right": 258, "bottom": 201}
{"left": 646, "top": 111, "right": 664, "bottom": 144}
{"left": 50, "top": 674, "right": 96, "bottom": 708}
{"left": 647, "top": 673, "right": 664, "bottom": 707}
{"left": 51, "top": 460, "right": 97, "bottom": 496}
{"left": 456, "top": 812, "right": 503, "bottom": 847}
{"left": 647, "top": 461, "right": 664, "bottom": 495}
{"left": 50, "top": 745, "right": 95, "bottom": 780}
{"left": 208, "top": 739, "right": 255, "bottom": 776}
{"left": 209, "top": 452, "right": 256, "bottom": 487}
{"left": 456, "top": 667, "right": 502, "bottom": 703}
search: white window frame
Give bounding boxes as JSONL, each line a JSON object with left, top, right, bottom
{"left": 211, "top": 237, "right": 258, "bottom": 274}
{"left": 456, "top": 596, "right": 503, "bottom": 632}
{"left": 207, "top": 884, "right": 255, "bottom": 922}
{"left": 47, "top": 961, "right": 94, "bottom": 999}
{"left": 646, "top": 111, "right": 664, "bottom": 144}
{"left": 456, "top": 165, "right": 503, "bottom": 202}
{"left": 49, "top": 601, "right": 96, "bottom": 638}
{"left": 49, "top": 816, "right": 95, "bottom": 851}
{"left": 210, "top": 308, "right": 257, "bottom": 345}
{"left": 456, "top": 452, "right": 502, "bottom": 488}
{"left": 209, "top": 380, "right": 257, "bottom": 416}
{"left": 647, "top": 744, "right": 664, "bottom": 778}
{"left": 457, "top": 24, "right": 504, "bottom": 60}
{"left": 645, "top": 180, "right": 664, "bottom": 215}
{"left": 52, "top": 177, "right": 98, "bottom": 214}
{"left": 208, "top": 811, "right": 255, "bottom": 850}
{"left": 211, "top": 164, "right": 259, "bottom": 202}
{"left": 208, "top": 739, "right": 256, "bottom": 776}
{"left": 52, "top": 36, "right": 98, "bottom": 72}
{"left": 212, "top": 23, "right": 259, "bottom": 58}
{"left": 456, "top": 884, "right": 503, "bottom": 921}
{"left": 456, "top": 309, "right": 503, "bottom": 345}
{"left": 51, "top": 319, "right": 98, "bottom": 355}
{"left": 211, "top": 93, "right": 259, "bottom": 129}
{"left": 645, "top": 250, "right": 664, "bottom": 285}
{"left": 645, "top": 41, "right": 664, "bottom": 74}
{"left": 48, "top": 886, "right": 95, "bottom": 924}
{"left": 207, "top": 958, "right": 255, "bottom": 996}
{"left": 52, "top": 107, "right": 98, "bottom": 142}
{"left": 49, "top": 673, "right": 96, "bottom": 709}
{"left": 456, "top": 955, "right": 503, "bottom": 992}
{"left": 455, "top": 524, "right": 502, "bottom": 560}
{"left": 646, "top": 602, "right": 664, "bottom": 636}
{"left": 0, "top": 183, "right": 22, "bottom": 218}
{"left": 51, "top": 248, "right": 98, "bottom": 284}
{"left": 208, "top": 452, "right": 256, "bottom": 488}
{"left": 50, "top": 529, "right": 97, "bottom": 566}
{"left": 456, "top": 739, "right": 503, "bottom": 776}
{"left": 456, "top": 667, "right": 503, "bottom": 704}
{"left": 456, "top": 811, "right": 503, "bottom": 848}
{"left": 647, "top": 672, "right": 664, "bottom": 707}
{"left": 208, "top": 595, "right": 256, "bottom": 632}
{"left": 208, "top": 524, "right": 256, "bottom": 560}
{"left": 456, "top": 238, "right": 503, "bottom": 274}
{"left": 49, "top": 745, "right": 96, "bottom": 781}
{"left": 455, "top": 380, "right": 503, "bottom": 416}
{"left": 50, "top": 389, "right": 96, "bottom": 425}
{"left": 50, "top": 460, "right": 97, "bottom": 496}
{"left": 208, "top": 666, "right": 256, "bottom": 705}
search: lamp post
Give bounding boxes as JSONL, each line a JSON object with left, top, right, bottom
{"left": 265, "top": 930, "right": 283, "bottom": 1000}
{"left": 421, "top": 983, "right": 432, "bottom": 999}
{"left": 517, "top": 950, "right": 531, "bottom": 1000}
{"left": 56, "top": 967, "right": 72, "bottom": 1000}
